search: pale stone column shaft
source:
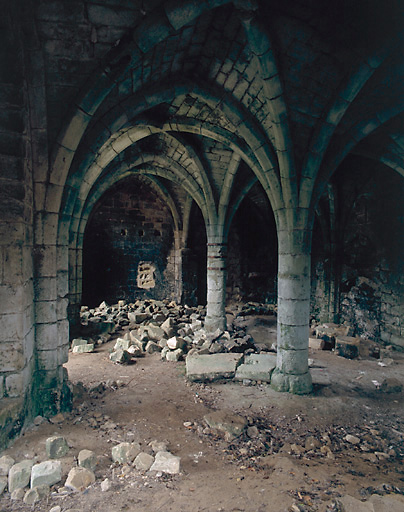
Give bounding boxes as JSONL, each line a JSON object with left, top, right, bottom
{"left": 271, "top": 234, "right": 312, "bottom": 394}
{"left": 204, "top": 240, "right": 227, "bottom": 332}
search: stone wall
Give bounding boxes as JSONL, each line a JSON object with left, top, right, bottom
{"left": 82, "top": 177, "right": 176, "bottom": 307}
{"left": 311, "top": 162, "right": 404, "bottom": 349}
{"left": 0, "top": 7, "right": 36, "bottom": 446}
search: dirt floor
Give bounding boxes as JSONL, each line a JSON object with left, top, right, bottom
{"left": 1, "top": 315, "right": 404, "bottom": 512}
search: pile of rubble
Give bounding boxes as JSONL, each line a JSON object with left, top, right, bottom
{"left": 310, "top": 321, "right": 395, "bottom": 360}
{"left": 73, "top": 299, "right": 267, "bottom": 364}
{"left": 0, "top": 433, "right": 180, "bottom": 506}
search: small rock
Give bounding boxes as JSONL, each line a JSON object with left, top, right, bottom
{"left": 145, "top": 341, "right": 162, "bottom": 354}
{"left": 134, "top": 452, "right": 154, "bottom": 471}
{"left": 0, "top": 455, "right": 15, "bottom": 476}
{"left": 149, "top": 440, "right": 168, "bottom": 453}
{"left": 247, "top": 426, "right": 259, "bottom": 438}
{"left": 50, "top": 506, "right": 62, "bottom": 512}
{"left": 49, "top": 413, "right": 65, "bottom": 424}
{"left": 31, "top": 460, "right": 62, "bottom": 488}
{"left": 380, "top": 378, "right": 403, "bottom": 393}
{"left": 0, "top": 476, "right": 7, "bottom": 494}
{"left": 78, "top": 450, "right": 97, "bottom": 471}
{"left": 100, "top": 478, "right": 111, "bottom": 492}
{"left": 23, "top": 485, "right": 49, "bottom": 505}
{"left": 344, "top": 434, "right": 360, "bottom": 445}
{"left": 46, "top": 436, "right": 69, "bottom": 459}
{"left": 10, "top": 487, "right": 25, "bottom": 500}
{"left": 65, "top": 467, "right": 95, "bottom": 491}
{"left": 305, "top": 436, "right": 321, "bottom": 450}
{"left": 109, "top": 348, "right": 131, "bottom": 364}
{"left": 204, "top": 410, "right": 247, "bottom": 440}
{"left": 112, "top": 442, "right": 141, "bottom": 464}
{"left": 33, "top": 416, "right": 45, "bottom": 426}
{"left": 149, "top": 451, "right": 181, "bottom": 474}
{"left": 166, "top": 348, "right": 184, "bottom": 361}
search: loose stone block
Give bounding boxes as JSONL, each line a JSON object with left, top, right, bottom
{"left": 335, "top": 336, "right": 360, "bottom": 359}
{"left": 149, "top": 451, "right": 180, "bottom": 474}
{"left": 8, "top": 460, "right": 34, "bottom": 493}
{"left": 114, "top": 338, "right": 132, "bottom": 351}
{"left": 134, "top": 452, "right": 154, "bottom": 471}
{"left": 0, "top": 476, "right": 7, "bottom": 494}
{"left": 235, "top": 353, "right": 277, "bottom": 382}
{"left": 65, "top": 467, "right": 95, "bottom": 491}
{"left": 204, "top": 410, "right": 247, "bottom": 440}
{"left": 167, "top": 336, "right": 186, "bottom": 350}
{"left": 111, "top": 442, "right": 141, "bottom": 464}
{"left": 166, "top": 348, "right": 183, "bottom": 361}
{"left": 31, "top": 460, "right": 61, "bottom": 488}
{"left": 109, "top": 348, "right": 131, "bottom": 363}
{"left": 186, "top": 353, "right": 243, "bottom": 382}
{"left": 145, "top": 341, "right": 162, "bottom": 354}
{"left": 46, "top": 436, "right": 69, "bottom": 458}
{"left": 24, "top": 484, "right": 49, "bottom": 504}
{"left": 0, "top": 455, "right": 15, "bottom": 476}
{"left": 78, "top": 450, "right": 97, "bottom": 471}
{"left": 72, "top": 343, "right": 94, "bottom": 353}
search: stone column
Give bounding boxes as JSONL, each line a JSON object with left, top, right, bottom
{"left": 204, "top": 239, "right": 227, "bottom": 332}
{"left": 271, "top": 230, "right": 312, "bottom": 394}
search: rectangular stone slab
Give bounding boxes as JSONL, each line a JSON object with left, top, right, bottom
{"left": 235, "top": 353, "right": 277, "bottom": 382}
{"left": 186, "top": 353, "right": 243, "bottom": 382}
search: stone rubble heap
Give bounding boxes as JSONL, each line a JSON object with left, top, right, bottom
{"left": 74, "top": 299, "right": 267, "bottom": 363}
{"left": 0, "top": 432, "right": 180, "bottom": 505}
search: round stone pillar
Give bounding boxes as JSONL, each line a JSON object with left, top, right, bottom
{"left": 204, "top": 241, "right": 227, "bottom": 332}
{"left": 271, "top": 234, "right": 312, "bottom": 394}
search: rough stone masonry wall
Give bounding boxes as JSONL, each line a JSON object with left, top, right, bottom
{"left": 311, "top": 166, "right": 404, "bottom": 349}
{"left": 82, "top": 178, "right": 176, "bottom": 307}
{"left": 0, "top": 10, "right": 36, "bottom": 446}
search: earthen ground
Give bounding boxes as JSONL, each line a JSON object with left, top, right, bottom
{"left": 1, "top": 316, "right": 404, "bottom": 512}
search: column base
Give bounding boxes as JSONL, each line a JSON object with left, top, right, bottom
{"left": 204, "top": 314, "right": 227, "bottom": 333}
{"left": 270, "top": 367, "right": 313, "bottom": 395}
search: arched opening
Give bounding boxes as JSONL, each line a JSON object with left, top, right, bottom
{"left": 227, "top": 187, "right": 278, "bottom": 305}
{"left": 82, "top": 176, "right": 176, "bottom": 307}
{"left": 183, "top": 202, "right": 207, "bottom": 306}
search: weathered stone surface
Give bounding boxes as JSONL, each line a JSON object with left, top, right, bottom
{"left": 161, "top": 317, "right": 175, "bottom": 337}
{"left": 335, "top": 495, "right": 373, "bottom": 512}
{"left": 65, "top": 467, "right": 95, "bottom": 491}
{"left": 71, "top": 338, "right": 88, "bottom": 349}
{"left": 186, "top": 353, "right": 243, "bottom": 381}
{"left": 146, "top": 324, "right": 165, "bottom": 341}
{"left": 111, "top": 442, "right": 141, "bottom": 464}
{"left": 78, "top": 450, "right": 97, "bottom": 471}
{"left": 335, "top": 336, "right": 360, "bottom": 359}
{"left": 128, "top": 312, "right": 150, "bottom": 324}
{"left": 134, "top": 452, "right": 154, "bottom": 471}
{"left": 166, "top": 348, "right": 183, "bottom": 361}
{"left": 72, "top": 343, "right": 95, "bottom": 353}
{"left": 31, "top": 460, "right": 62, "bottom": 488}
{"left": 0, "top": 476, "right": 7, "bottom": 495}
{"left": 149, "top": 451, "right": 180, "bottom": 474}
{"left": 380, "top": 377, "right": 403, "bottom": 393}
{"left": 100, "top": 478, "right": 111, "bottom": 492}
{"left": 0, "top": 455, "right": 15, "bottom": 476}
{"left": 23, "top": 484, "right": 49, "bottom": 504}
{"left": 8, "top": 460, "right": 34, "bottom": 493}
{"left": 149, "top": 440, "right": 168, "bottom": 453}
{"left": 145, "top": 341, "right": 162, "bottom": 354}
{"left": 167, "top": 336, "right": 186, "bottom": 350}
{"left": 344, "top": 434, "right": 360, "bottom": 445}
{"left": 235, "top": 353, "right": 277, "bottom": 382}
{"left": 204, "top": 410, "right": 247, "bottom": 440}
{"left": 369, "top": 493, "right": 404, "bottom": 512}
{"left": 114, "top": 338, "right": 132, "bottom": 351}
{"left": 10, "top": 487, "right": 25, "bottom": 500}
{"left": 46, "top": 435, "right": 69, "bottom": 458}
{"left": 109, "top": 348, "right": 131, "bottom": 363}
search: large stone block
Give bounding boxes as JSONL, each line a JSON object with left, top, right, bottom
{"left": 149, "top": 451, "right": 180, "bottom": 474}
{"left": 186, "top": 353, "right": 243, "bottom": 382}
{"left": 235, "top": 353, "right": 277, "bottom": 382}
